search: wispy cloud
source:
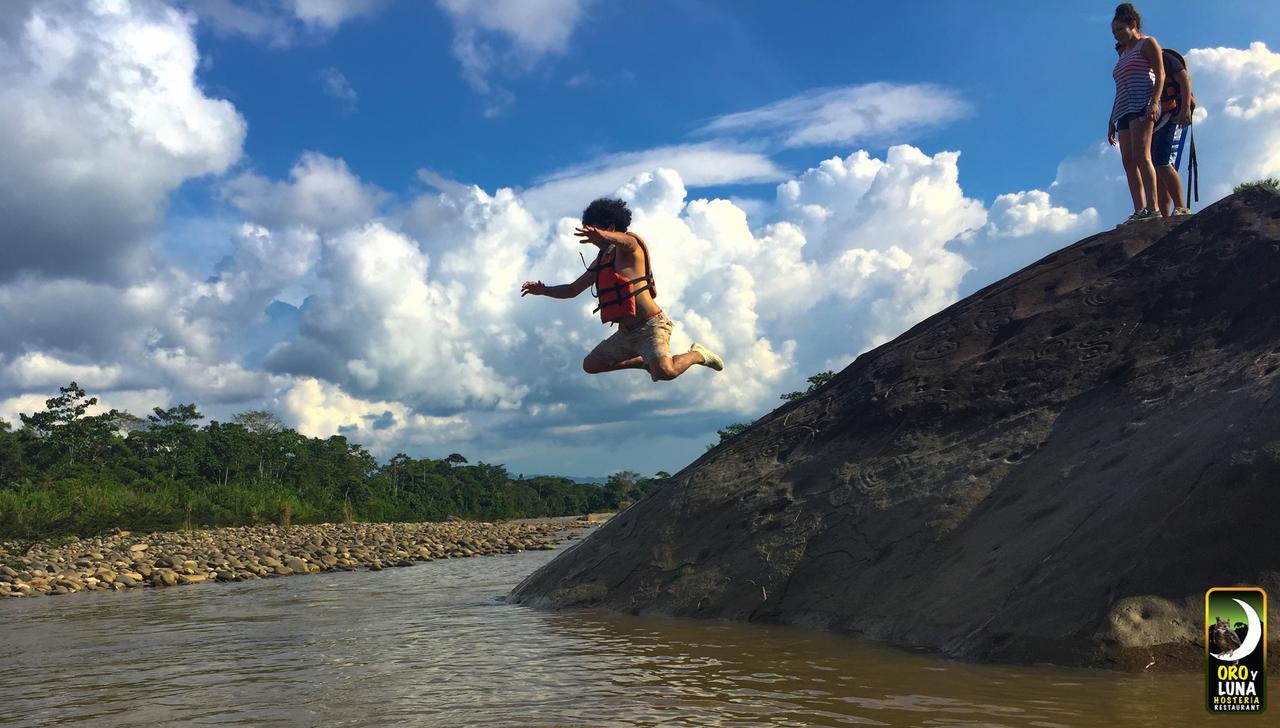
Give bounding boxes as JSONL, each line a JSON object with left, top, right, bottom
{"left": 185, "top": 0, "right": 385, "bottom": 46}
{"left": 319, "top": 67, "right": 358, "bottom": 110}
{"left": 436, "top": 0, "right": 591, "bottom": 114}
{"left": 700, "top": 82, "right": 971, "bottom": 148}
{"left": 521, "top": 143, "right": 787, "bottom": 219}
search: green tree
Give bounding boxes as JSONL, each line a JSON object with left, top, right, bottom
{"left": 1, "top": 388, "right": 660, "bottom": 538}
{"left": 0, "top": 419, "right": 25, "bottom": 487}
{"left": 604, "top": 470, "right": 641, "bottom": 506}
{"left": 20, "top": 382, "right": 102, "bottom": 467}
{"left": 203, "top": 422, "right": 255, "bottom": 487}
{"left": 1233, "top": 177, "right": 1279, "bottom": 194}
{"left": 383, "top": 452, "right": 412, "bottom": 497}
{"left": 233, "top": 410, "right": 283, "bottom": 480}
{"left": 145, "top": 404, "right": 204, "bottom": 480}
{"left": 717, "top": 422, "right": 751, "bottom": 441}
{"left": 780, "top": 370, "right": 836, "bottom": 401}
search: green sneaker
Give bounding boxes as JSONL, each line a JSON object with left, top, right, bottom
{"left": 690, "top": 343, "right": 724, "bottom": 371}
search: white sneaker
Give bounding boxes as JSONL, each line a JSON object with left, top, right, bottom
{"left": 690, "top": 343, "right": 724, "bottom": 371}
{"left": 1172, "top": 207, "right": 1192, "bottom": 216}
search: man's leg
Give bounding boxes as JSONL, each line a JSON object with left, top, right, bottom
{"left": 646, "top": 352, "right": 704, "bottom": 381}
{"left": 583, "top": 354, "right": 645, "bottom": 374}
{"left": 582, "top": 329, "right": 645, "bottom": 375}
{"left": 1151, "top": 119, "right": 1184, "bottom": 215}
{"left": 1155, "top": 165, "right": 1184, "bottom": 214}
{"left": 640, "top": 315, "right": 722, "bottom": 381}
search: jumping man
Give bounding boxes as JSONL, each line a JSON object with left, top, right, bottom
{"left": 520, "top": 197, "right": 724, "bottom": 381}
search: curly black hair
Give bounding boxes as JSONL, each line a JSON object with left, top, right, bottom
{"left": 581, "top": 197, "right": 632, "bottom": 231}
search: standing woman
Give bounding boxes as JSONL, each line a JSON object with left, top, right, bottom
{"left": 1107, "top": 3, "right": 1165, "bottom": 223}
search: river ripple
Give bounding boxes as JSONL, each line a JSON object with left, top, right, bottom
{"left": 2, "top": 543, "right": 1205, "bottom": 727}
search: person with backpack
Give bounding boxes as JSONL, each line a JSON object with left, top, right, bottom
{"left": 520, "top": 197, "right": 725, "bottom": 382}
{"left": 1107, "top": 3, "right": 1165, "bottom": 224}
{"left": 1153, "top": 47, "right": 1196, "bottom": 216}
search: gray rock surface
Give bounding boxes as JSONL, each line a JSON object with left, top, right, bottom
{"left": 510, "top": 188, "right": 1280, "bottom": 669}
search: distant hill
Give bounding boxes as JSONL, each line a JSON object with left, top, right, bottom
{"left": 524, "top": 475, "right": 608, "bottom": 485}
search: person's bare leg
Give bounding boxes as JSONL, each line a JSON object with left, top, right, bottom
{"left": 647, "top": 352, "right": 704, "bottom": 382}
{"left": 583, "top": 354, "right": 645, "bottom": 374}
{"left": 1117, "top": 128, "right": 1142, "bottom": 213}
{"left": 1128, "top": 117, "right": 1158, "bottom": 211}
{"left": 1156, "top": 164, "right": 1184, "bottom": 213}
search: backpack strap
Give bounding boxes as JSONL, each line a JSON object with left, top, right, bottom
{"left": 1187, "top": 125, "right": 1199, "bottom": 206}
{"left": 585, "top": 247, "right": 612, "bottom": 274}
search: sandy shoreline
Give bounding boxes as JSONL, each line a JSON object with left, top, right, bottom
{"left": 0, "top": 514, "right": 612, "bottom": 599}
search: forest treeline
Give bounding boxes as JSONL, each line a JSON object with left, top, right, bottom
{"left": 0, "top": 383, "right": 667, "bottom": 540}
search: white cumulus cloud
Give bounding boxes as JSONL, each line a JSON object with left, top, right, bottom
{"left": 0, "top": 0, "right": 245, "bottom": 282}
{"left": 948, "top": 190, "right": 1098, "bottom": 295}
{"left": 280, "top": 376, "right": 471, "bottom": 454}
{"left": 264, "top": 223, "right": 527, "bottom": 412}
{"left": 1186, "top": 42, "right": 1280, "bottom": 196}
{"left": 222, "top": 153, "right": 388, "bottom": 234}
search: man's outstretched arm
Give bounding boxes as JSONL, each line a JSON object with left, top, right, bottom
{"left": 576, "top": 226, "right": 640, "bottom": 251}
{"left": 521, "top": 269, "right": 594, "bottom": 299}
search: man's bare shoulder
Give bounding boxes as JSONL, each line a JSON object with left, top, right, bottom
{"left": 617, "top": 232, "right": 648, "bottom": 267}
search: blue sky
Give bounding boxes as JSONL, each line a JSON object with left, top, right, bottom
{"left": 187, "top": 1, "right": 1275, "bottom": 202}
{"left": 2, "top": 0, "right": 1279, "bottom": 478}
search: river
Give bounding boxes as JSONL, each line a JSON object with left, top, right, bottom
{"left": 2, "top": 539, "right": 1208, "bottom": 727}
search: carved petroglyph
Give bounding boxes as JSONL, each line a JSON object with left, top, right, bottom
{"left": 972, "top": 304, "right": 1016, "bottom": 333}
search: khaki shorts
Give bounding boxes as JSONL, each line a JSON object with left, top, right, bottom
{"left": 588, "top": 313, "right": 673, "bottom": 364}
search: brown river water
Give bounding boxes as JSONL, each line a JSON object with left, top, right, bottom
{"left": 1, "top": 538, "right": 1213, "bottom": 727}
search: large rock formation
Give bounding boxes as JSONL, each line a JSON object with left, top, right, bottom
{"left": 511, "top": 188, "right": 1280, "bottom": 669}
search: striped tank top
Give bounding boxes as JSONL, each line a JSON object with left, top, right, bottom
{"left": 1111, "top": 37, "right": 1156, "bottom": 126}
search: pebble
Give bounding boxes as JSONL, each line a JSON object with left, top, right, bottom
{"left": 0, "top": 517, "right": 605, "bottom": 600}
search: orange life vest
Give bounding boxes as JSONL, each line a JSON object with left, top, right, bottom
{"left": 1159, "top": 48, "right": 1193, "bottom": 115}
{"left": 588, "top": 237, "right": 657, "bottom": 324}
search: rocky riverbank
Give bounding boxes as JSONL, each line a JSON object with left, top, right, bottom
{"left": 0, "top": 516, "right": 607, "bottom": 598}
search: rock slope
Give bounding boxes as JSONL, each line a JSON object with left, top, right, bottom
{"left": 510, "top": 188, "right": 1280, "bottom": 669}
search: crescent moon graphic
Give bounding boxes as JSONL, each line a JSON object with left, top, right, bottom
{"left": 1211, "top": 598, "right": 1262, "bottom": 662}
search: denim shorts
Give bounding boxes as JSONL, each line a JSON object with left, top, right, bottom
{"left": 1113, "top": 110, "right": 1145, "bottom": 135}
